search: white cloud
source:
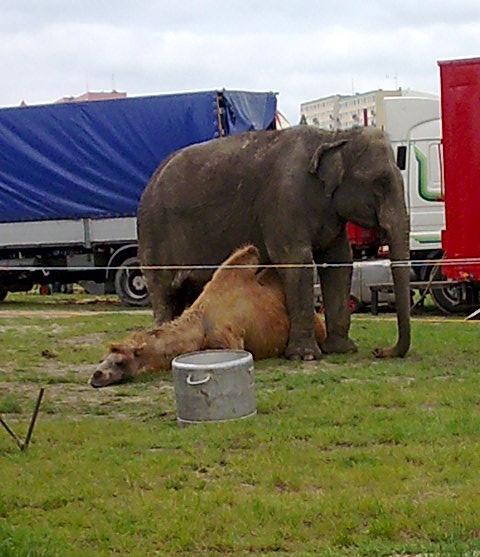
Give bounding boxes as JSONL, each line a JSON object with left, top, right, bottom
{"left": 0, "top": 2, "right": 480, "bottom": 122}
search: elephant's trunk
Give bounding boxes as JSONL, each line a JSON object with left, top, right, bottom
{"left": 374, "top": 214, "right": 411, "bottom": 358}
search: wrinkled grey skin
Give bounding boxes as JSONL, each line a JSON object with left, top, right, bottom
{"left": 138, "top": 125, "right": 410, "bottom": 360}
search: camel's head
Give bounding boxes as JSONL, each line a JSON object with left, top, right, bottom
{"left": 90, "top": 343, "right": 145, "bottom": 388}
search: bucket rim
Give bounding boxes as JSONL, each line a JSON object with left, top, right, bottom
{"left": 177, "top": 410, "right": 257, "bottom": 425}
{"left": 172, "top": 349, "right": 253, "bottom": 371}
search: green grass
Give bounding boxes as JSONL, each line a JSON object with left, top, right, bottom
{"left": 1, "top": 295, "right": 480, "bottom": 555}
{"left": 0, "top": 393, "right": 23, "bottom": 414}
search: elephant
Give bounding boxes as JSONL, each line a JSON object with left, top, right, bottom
{"left": 137, "top": 125, "right": 410, "bottom": 360}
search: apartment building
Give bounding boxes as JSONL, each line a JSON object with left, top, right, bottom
{"left": 300, "top": 89, "right": 403, "bottom": 130}
{"left": 55, "top": 90, "right": 127, "bottom": 104}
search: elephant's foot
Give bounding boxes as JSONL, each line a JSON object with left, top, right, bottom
{"left": 285, "top": 339, "right": 322, "bottom": 361}
{"left": 321, "top": 335, "right": 357, "bottom": 354}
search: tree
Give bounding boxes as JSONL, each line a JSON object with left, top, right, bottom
{"left": 299, "top": 114, "right": 307, "bottom": 125}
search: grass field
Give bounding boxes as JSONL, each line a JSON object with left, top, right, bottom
{"left": 1, "top": 293, "right": 480, "bottom": 556}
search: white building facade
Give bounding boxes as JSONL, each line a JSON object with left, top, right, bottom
{"left": 301, "top": 89, "right": 404, "bottom": 130}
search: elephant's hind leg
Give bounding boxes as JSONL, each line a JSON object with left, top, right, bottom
{"left": 143, "top": 268, "right": 176, "bottom": 325}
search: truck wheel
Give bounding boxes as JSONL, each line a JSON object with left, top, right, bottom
{"left": 0, "top": 288, "right": 7, "bottom": 302}
{"left": 431, "top": 285, "right": 467, "bottom": 314}
{"left": 114, "top": 257, "right": 150, "bottom": 307}
{"left": 429, "top": 267, "right": 467, "bottom": 314}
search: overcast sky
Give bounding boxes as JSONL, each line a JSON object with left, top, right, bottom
{"left": 1, "top": 0, "right": 480, "bottom": 123}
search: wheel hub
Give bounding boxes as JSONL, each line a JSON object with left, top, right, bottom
{"left": 131, "top": 274, "right": 146, "bottom": 291}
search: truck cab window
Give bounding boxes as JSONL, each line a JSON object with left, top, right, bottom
{"left": 396, "top": 146, "right": 407, "bottom": 170}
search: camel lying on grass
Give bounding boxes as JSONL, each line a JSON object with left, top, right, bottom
{"left": 90, "top": 245, "right": 326, "bottom": 387}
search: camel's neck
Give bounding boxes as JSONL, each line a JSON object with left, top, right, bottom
{"left": 133, "top": 309, "right": 205, "bottom": 372}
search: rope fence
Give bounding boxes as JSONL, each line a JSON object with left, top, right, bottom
{"left": 1, "top": 257, "right": 480, "bottom": 273}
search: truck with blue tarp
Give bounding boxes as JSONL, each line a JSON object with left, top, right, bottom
{"left": 0, "top": 89, "right": 277, "bottom": 304}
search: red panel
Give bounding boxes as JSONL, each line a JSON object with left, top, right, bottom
{"left": 347, "top": 222, "right": 379, "bottom": 249}
{"left": 439, "top": 58, "right": 480, "bottom": 280}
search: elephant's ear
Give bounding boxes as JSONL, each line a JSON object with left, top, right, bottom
{"left": 308, "top": 139, "right": 349, "bottom": 197}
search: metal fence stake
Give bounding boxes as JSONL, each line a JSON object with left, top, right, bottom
{"left": 22, "top": 387, "right": 45, "bottom": 451}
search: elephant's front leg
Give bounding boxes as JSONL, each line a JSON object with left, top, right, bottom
{"left": 278, "top": 261, "right": 322, "bottom": 361}
{"left": 318, "top": 232, "right": 357, "bottom": 354}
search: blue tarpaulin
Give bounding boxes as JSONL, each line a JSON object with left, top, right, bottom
{"left": 223, "top": 91, "right": 277, "bottom": 134}
{"left": 0, "top": 90, "right": 277, "bottom": 223}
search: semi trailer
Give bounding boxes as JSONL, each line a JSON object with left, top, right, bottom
{"left": 0, "top": 89, "right": 277, "bottom": 305}
{"left": 439, "top": 57, "right": 480, "bottom": 299}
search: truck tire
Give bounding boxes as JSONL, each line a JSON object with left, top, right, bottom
{"left": 0, "top": 288, "right": 7, "bottom": 302}
{"left": 114, "top": 257, "right": 150, "bottom": 307}
{"left": 428, "top": 266, "right": 468, "bottom": 314}
{"left": 431, "top": 285, "right": 466, "bottom": 314}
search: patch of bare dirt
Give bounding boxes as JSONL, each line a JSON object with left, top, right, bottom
{"left": 0, "top": 324, "right": 44, "bottom": 333}
{"left": 37, "top": 361, "right": 94, "bottom": 376}
{"left": 283, "top": 360, "right": 358, "bottom": 375}
{"left": 62, "top": 333, "right": 108, "bottom": 346}
{"left": 0, "top": 378, "right": 174, "bottom": 419}
{"left": 0, "top": 309, "right": 151, "bottom": 319}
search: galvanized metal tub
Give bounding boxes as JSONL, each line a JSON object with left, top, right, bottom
{"left": 172, "top": 350, "right": 256, "bottom": 426}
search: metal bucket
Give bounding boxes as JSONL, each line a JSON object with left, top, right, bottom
{"left": 172, "top": 350, "right": 256, "bottom": 426}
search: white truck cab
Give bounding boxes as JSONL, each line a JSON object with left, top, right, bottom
{"left": 347, "top": 96, "right": 467, "bottom": 313}
{"left": 384, "top": 96, "right": 444, "bottom": 254}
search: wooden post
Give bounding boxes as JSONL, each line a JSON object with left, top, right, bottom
{"left": 0, "top": 387, "right": 45, "bottom": 451}
{"left": 22, "top": 387, "right": 45, "bottom": 451}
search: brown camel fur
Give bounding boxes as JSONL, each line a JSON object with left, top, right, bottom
{"left": 90, "top": 245, "right": 326, "bottom": 387}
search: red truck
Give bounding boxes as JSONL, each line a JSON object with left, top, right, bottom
{"left": 440, "top": 57, "right": 480, "bottom": 292}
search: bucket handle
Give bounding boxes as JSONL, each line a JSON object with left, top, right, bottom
{"left": 186, "top": 373, "right": 211, "bottom": 386}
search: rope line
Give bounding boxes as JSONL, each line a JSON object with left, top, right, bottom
{"left": 2, "top": 257, "right": 480, "bottom": 273}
